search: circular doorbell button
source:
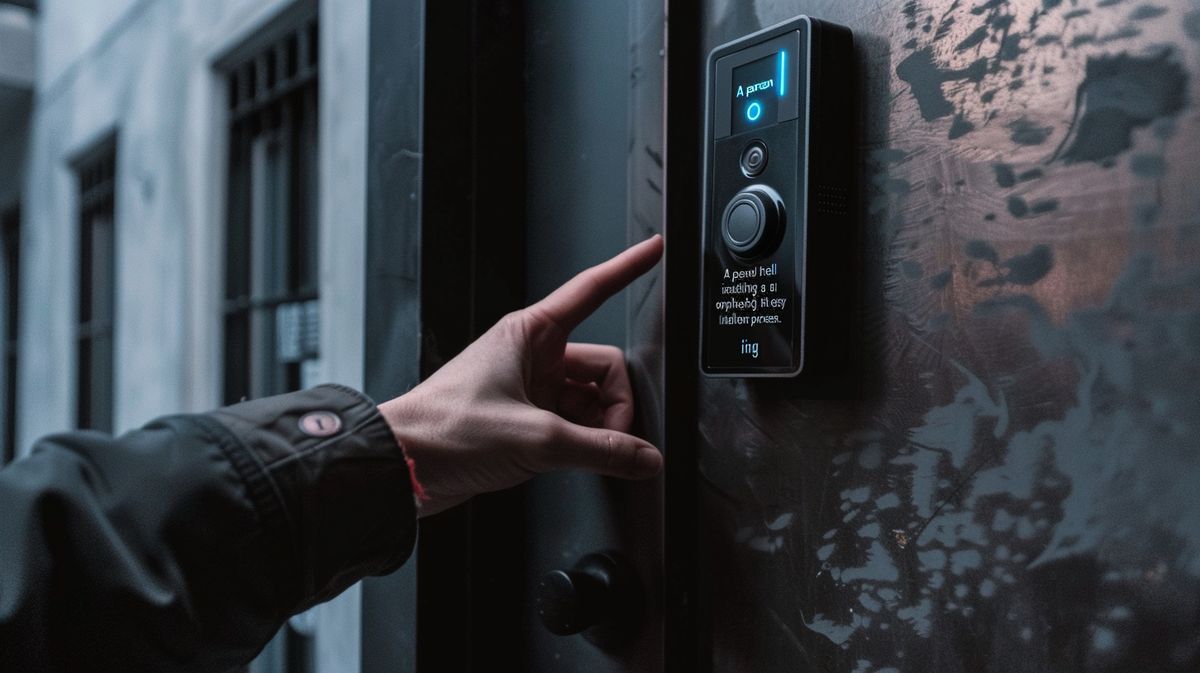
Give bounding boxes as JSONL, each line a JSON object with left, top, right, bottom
{"left": 721, "top": 185, "right": 785, "bottom": 260}
{"left": 740, "top": 141, "right": 768, "bottom": 177}
{"left": 725, "top": 202, "right": 761, "bottom": 245}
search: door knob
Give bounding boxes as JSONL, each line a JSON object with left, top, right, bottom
{"left": 535, "top": 551, "right": 642, "bottom": 649}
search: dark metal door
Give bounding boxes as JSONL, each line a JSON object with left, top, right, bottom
{"left": 361, "top": 1, "right": 667, "bottom": 671}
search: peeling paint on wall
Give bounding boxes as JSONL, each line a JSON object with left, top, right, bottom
{"left": 700, "top": 0, "right": 1200, "bottom": 671}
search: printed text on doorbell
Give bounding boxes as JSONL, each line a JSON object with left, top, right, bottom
{"left": 714, "top": 262, "right": 787, "bottom": 333}
{"left": 740, "top": 338, "right": 760, "bottom": 358}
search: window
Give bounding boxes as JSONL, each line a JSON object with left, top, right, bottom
{"left": 220, "top": 10, "right": 319, "bottom": 673}
{"left": 222, "top": 13, "right": 320, "bottom": 406}
{"left": 0, "top": 205, "right": 18, "bottom": 463}
{"left": 75, "top": 141, "right": 117, "bottom": 433}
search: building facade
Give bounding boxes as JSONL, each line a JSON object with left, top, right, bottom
{"left": 0, "top": 0, "right": 374, "bottom": 670}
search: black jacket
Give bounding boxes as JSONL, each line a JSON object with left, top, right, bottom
{"left": 0, "top": 384, "right": 418, "bottom": 671}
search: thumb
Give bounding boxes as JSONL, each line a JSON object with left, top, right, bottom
{"left": 547, "top": 420, "right": 663, "bottom": 479}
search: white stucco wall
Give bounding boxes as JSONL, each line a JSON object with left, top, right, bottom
{"left": 18, "top": 1, "right": 369, "bottom": 669}
{"left": 35, "top": 0, "right": 142, "bottom": 87}
{"left": 313, "top": 0, "right": 368, "bottom": 667}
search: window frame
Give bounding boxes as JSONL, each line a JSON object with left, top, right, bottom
{"left": 71, "top": 136, "right": 118, "bottom": 434}
{"left": 220, "top": 11, "right": 320, "bottom": 406}
{"left": 0, "top": 204, "right": 19, "bottom": 463}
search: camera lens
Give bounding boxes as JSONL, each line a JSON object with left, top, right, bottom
{"left": 740, "top": 141, "right": 767, "bottom": 177}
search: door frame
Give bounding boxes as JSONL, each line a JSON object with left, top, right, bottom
{"left": 361, "top": 0, "right": 528, "bottom": 671}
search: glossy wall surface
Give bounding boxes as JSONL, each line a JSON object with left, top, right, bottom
{"left": 696, "top": 1, "right": 1200, "bottom": 671}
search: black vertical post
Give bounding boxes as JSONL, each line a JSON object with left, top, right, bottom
{"left": 662, "top": 1, "right": 704, "bottom": 672}
{"left": 363, "top": 0, "right": 527, "bottom": 670}
{"left": 417, "top": 1, "right": 527, "bottom": 671}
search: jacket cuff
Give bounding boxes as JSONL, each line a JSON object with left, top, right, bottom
{"left": 203, "top": 384, "right": 418, "bottom": 613}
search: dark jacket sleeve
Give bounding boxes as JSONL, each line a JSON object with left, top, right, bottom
{"left": 0, "top": 384, "right": 417, "bottom": 672}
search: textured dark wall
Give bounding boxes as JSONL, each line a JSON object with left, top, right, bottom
{"left": 695, "top": 1, "right": 1200, "bottom": 672}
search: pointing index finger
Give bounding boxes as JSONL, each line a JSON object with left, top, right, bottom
{"left": 530, "top": 235, "right": 664, "bottom": 332}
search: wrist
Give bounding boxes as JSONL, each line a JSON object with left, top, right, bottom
{"left": 378, "top": 394, "right": 431, "bottom": 511}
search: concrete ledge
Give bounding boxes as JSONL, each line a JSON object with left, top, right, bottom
{"left": 0, "top": 4, "right": 35, "bottom": 89}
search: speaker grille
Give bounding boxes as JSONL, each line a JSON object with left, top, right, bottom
{"left": 812, "top": 183, "right": 850, "bottom": 217}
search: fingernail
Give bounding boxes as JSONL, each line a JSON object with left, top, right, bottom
{"left": 633, "top": 446, "right": 663, "bottom": 477}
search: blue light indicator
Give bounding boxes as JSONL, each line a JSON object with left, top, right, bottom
{"left": 779, "top": 50, "right": 787, "bottom": 97}
{"left": 746, "top": 100, "right": 763, "bottom": 122}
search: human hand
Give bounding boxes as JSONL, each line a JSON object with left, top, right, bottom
{"left": 377, "top": 235, "right": 665, "bottom": 517}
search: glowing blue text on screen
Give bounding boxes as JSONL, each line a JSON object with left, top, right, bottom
{"left": 730, "top": 53, "right": 783, "bottom": 134}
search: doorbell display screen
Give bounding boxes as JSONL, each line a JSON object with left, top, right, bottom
{"left": 701, "top": 16, "right": 853, "bottom": 378}
{"left": 730, "top": 53, "right": 784, "bottom": 135}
